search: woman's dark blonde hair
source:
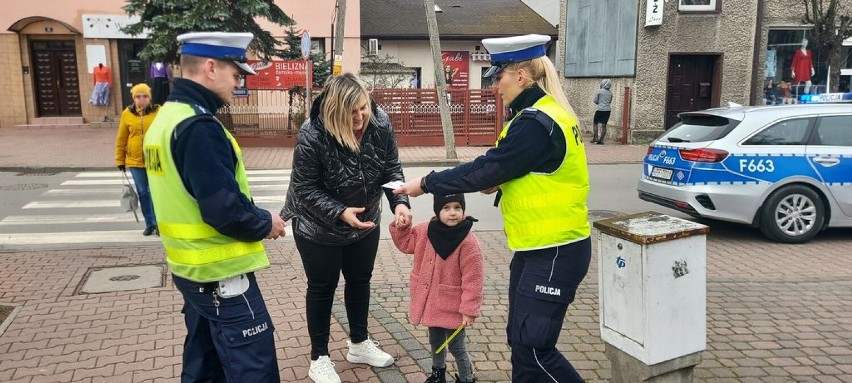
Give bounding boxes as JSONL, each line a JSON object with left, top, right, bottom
{"left": 504, "top": 56, "right": 578, "bottom": 119}
{"left": 320, "top": 73, "right": 374, "bottom": 152}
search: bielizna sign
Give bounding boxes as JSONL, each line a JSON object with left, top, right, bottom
{"left": 245, "top": 60, "right": 312, "bottom": 90}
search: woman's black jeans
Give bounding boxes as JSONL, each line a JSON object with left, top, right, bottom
{"left": 295, "top": 228, "right": 380, "bottom": 360}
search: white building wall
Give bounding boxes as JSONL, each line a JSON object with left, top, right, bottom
{"left": 363, "top": 40, "right": 492, "bottom": 89}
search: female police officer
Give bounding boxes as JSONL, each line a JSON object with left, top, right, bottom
{"left": 394, "top": 34, "right": 591, "bottom": 382}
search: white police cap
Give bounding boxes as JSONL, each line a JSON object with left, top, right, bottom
{"left": 481, "top": 34, "right": 551, "bottom": 78}
{"left": 177, "top": 32, "right": 257, "bottom": 75}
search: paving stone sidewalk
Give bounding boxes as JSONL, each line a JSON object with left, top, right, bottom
{"left": 0, "top": 126, "right": 647, "bottom": 171}
{"left": 1, "top": 224, "right": 850, "bottom": 383}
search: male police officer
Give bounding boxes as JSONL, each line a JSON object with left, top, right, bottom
{"left": 144, "top": 32, "right": 286, "bottom": 382}
{"left": 394, "top": 35, "right": 591, "bottom": 382}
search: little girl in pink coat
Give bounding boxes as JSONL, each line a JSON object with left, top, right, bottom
{"left": 389, "top": 193, "right": 484, "bottom": 383}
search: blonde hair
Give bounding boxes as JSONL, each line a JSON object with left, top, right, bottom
{"left": 505, "top": 57, "right": 578, "bottom": 119}
{"left": 320, "top": 73, "right": 374, "bottom": 152}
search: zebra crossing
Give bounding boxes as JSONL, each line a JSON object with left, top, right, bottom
{"left": 0, "top": 169, "right": 292, "bottom": 250}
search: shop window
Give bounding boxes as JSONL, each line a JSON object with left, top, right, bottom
{"left": 679, "top": 0, "right": 720, "bottom": 12}
{"left": 766, "top": 30, "right": 828, "bottom": 94}
{"left": 311, "top": 39, "right": 325, "bottom": 57}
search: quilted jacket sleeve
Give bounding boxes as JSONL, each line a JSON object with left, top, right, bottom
{"left": 458, "top": 234, "right": 484, "bottom": 318}
{"left": 286, "top": 126, "right": 347, "bottom": 225}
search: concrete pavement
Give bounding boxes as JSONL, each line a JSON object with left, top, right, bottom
{"left": 1, "top": 227, "right": 850, "bottom": 382}
{"left": 1, "top": 126, "right": 851, "bottom": 382}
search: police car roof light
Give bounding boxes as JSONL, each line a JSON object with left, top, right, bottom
{"left": 679, "top": 148, "right": 729, "bottom": 163}
{"left": 799, "top": 92, "right": 852, "bottom": 104}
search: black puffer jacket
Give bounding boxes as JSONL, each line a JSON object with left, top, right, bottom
{"left": 281, "top": 92, "right": 409, "bottom": 246}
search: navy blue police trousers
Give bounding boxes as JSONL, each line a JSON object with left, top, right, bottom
{"left": 507, "top": 238, "right": 592, "bottom": 382}
{"left": 172, "top": 272, "right": 280, "bottom": 383}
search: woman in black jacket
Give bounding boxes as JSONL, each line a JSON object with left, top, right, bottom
{"left": 281, "top": 73, "right": 411, "bottom": 383}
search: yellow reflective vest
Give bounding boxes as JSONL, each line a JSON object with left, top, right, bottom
{"left": 496, "top": 95, "right": 591, "bottom": 251}
{"left": 143, "top": 102, "right": 269, "bottom": 282}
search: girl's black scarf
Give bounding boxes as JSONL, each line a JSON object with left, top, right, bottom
{"left": 427, "top": 216, "right": 477, "bottom": 260}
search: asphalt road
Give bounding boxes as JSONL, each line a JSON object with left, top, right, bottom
{"left": 0, "top": 163, "right": 764, "bottom": 252}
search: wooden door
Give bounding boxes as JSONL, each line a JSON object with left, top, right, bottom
{"left": 32, "top": 40, "right": 81, "bottom": 116}
{"left": 665, "top": 55, "right": 718, "bottom": 129}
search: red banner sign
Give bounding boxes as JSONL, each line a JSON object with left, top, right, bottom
{"left": 245, "top": 60, "right": 312, "bottom": 90}
{"left": 441, "top": 51, "right": 470, "bottom": 89}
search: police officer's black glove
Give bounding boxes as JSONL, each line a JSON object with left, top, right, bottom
{"left": 117, "top": 165, "right": 126, "bottom": 172}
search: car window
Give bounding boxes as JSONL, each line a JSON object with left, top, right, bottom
{"left": 812, "top": 115, "right": 852, "bottom": 146}
{"left": 743, "top": 118, "right": 812, "bottom": 145}
{"left": 660, "top": 115, "right": 739, "bottom": 143}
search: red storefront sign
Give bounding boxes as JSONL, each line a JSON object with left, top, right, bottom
{"left": 245, "top": 60, "right": 312, "bottom": 90}
{"left": 441, "top": 51, "right": 470, "bottom": 89}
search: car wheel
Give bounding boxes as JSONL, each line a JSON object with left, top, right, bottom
{"left": 759, "top": 185, "right": 825, "bottom": 244}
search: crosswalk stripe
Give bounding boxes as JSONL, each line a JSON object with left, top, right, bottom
{"left": 44, "top": 184, "right": 287, "bottom": 196}
{"left": 62, "top": 176, "right": 289, "bottom": 186}
{"left": 75, "top": 169, "right": 291, "bottom": 178}
{"left": 0, "top": 213, "right": 137, "bottom": 225}
{"left": 24, "top": 200, "right": 120, "bottom": 209}
{"left": 3, "top": 170, "right": 296, "bottom": 247}
{"left": 25, "top": 196, "right": 283, "bottom": 208}
{"left": 252, "top": 196, "right": 285, "bottom": 203}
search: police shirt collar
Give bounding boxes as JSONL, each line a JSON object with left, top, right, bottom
{"left": 509, "top": 84, "right": 546, "bottom": 117}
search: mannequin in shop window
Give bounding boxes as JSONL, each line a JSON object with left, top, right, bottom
{"left": 791, "top": 38, "right": 815, "bottom": 100}
{"left": 90, "top": 63, "right": 111, "bottom": 106}
{"left": 149, "top": 61, "right": 171, "bottom": 105}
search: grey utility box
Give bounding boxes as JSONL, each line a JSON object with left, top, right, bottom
{"left": 593, "top": 212, "right": 709, "bottom": 383}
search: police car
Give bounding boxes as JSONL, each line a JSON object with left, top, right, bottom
{"left": 638, "top": 93, "right": 852, "bottom": 243}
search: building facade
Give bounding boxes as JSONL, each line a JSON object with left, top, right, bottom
{"left": 359, "top": 0, "right": 557, "bottom": 90}
{"left": 1, "top": 0, "right": 361, "bottom": 129}
{"left": 560, "top": 0, "right": 852, "bottom": 143}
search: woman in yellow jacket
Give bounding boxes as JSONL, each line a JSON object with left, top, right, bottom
{"left": 115, "top": 83, "right": 160, "bottom": 236}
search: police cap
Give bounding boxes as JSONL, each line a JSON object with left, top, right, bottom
{"left": 177, "top": 32, "right": 257, "bottom": 75}
{"left": 481, "top": 34, "right": 550, "bottom": 78}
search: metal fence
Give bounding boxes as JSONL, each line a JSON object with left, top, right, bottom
{"left": 217, "top": 88, "right": 503, "bottom": 147}
{"left": 217, "top": 89, "right": 307, "bottom": 146}
{"left": 371, "top": 88, "right": 503, "bottom": 146}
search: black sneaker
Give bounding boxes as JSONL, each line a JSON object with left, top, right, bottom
{"left": 142, "top": 227, "right": 155, "bottom": 236}
{"left": 425, "top": 367, "right": 446, "bottom": 383}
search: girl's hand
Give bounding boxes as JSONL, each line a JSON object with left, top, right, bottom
{"left": 340, "top": 207, "right": 375, "bottom": 229}
{"left": 394, "top": 204, "right": 412, "bottom": 229}
{"left": 462, "top": 314, "right": 476, "bottom": 327}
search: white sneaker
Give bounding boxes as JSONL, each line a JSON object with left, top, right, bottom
{"left": 346, "top": 338, "right": 395, "bottom": 367}
{"left": 308, "top": 355, "right": 341, "bottom": 383}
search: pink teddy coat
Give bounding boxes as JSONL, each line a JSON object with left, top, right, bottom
{"left": 389, "top": 221, "right": 484, "bottom": 329}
